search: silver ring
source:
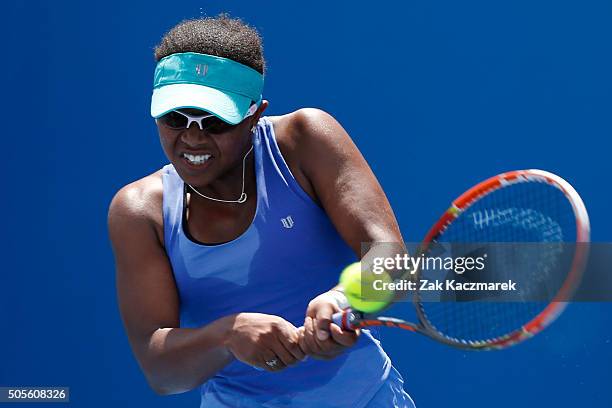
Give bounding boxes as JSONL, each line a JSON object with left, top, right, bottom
{"left": 265, "top": 358, "right": 279, "bottom": 367}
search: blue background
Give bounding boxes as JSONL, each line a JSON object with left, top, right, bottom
{"left": 2, "top": 0, "right": 611, "bottom": 407}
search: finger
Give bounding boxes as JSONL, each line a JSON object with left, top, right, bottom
{"left": 297, "top": 326, "right": 309, "bottom": 354}
{"left": 279, "top": 329, "right": 306, "bottom": 362}
{"left": 260, "top": 351, "right": 286, "bottom": 372}
{"left": 310, "top": 350, "right": 342, "bottom": 361}
{"left": 314, "top": 303, "right": 335, "bottom": 341}
{"left": 297, "top": 326, "right": 315, "bottom": 358}
{"left": 272, "top": 341, "right": 298, "bottom": 367}
{"left": 308, "top": 338, "right": 344, "bottom": 360}
{"left": 329, "top": 322, "right": 360, "bottom": 347}
{"left": 302, "top": 319, "right": 342, "bottom": 360}
{"left": 303, "top": 316, "right": 324, "bottom": 354}
{"left": 311, "top": 318, "right": 342, "bottom": 355}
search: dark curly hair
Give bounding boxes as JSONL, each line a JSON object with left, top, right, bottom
{"left": 154, "top": 14, "right": 266, "bottom": 74}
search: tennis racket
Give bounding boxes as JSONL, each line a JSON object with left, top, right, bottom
{"left": 332, "top": 169, "right": 590, "bottom": 350}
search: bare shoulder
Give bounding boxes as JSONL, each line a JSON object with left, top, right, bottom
{"left": 267, "top": 108, "right": 347, "bottom": 149}
{"left": 266, "top": 109, "right": 349, "bottom": 203}
{"left": 108, "top": 170, "right": 165, "bottom": 246}
{"left": 267, "top": 108, "right": 400, "bottom": 251}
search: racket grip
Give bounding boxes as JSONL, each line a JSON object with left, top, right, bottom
{"left": 332, "top": 310, "right": 357, "bottom": 331}
{"left": 332, "top": 311, "right": 344, "bottom": 328}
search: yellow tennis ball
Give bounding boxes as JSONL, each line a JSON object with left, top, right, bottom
{"left": 339, "top": 262, "right": 394, "bottom": 313}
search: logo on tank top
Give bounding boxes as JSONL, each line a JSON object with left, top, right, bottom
{"left": 280, "top": 215, "right": 294, "bottom": 229}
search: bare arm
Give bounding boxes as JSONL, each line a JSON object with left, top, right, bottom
{"left": 288, "top": 109, "right": 406, "bottom": 356}
{"left": 108, "top": 184, "right": 235, "bottom": 394}
{"left": 292, "top": 108, "right": 405, "bottom": 261}
{"left": 108, "top": 182, "right": 305, "bottom": 394}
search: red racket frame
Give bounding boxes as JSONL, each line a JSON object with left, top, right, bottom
{"left": 335, "top": 169, "right": 590, "bottom": 350}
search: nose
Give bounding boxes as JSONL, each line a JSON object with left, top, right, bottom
{"left": 180, "top": 123, "right": 208, "bottom": 146}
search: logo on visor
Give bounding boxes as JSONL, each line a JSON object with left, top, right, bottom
{"left": 195, "top": 64, "right": 209, "bottom": 77}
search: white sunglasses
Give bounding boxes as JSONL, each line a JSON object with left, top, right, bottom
{"left": 158, "top": 103, "right": 258, "bottom": 133}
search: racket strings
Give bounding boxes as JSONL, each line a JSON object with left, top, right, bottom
{"left": 419, "top": 180, "right": 577, "bottom": 344}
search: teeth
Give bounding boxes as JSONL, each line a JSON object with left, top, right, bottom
{"left": 183, "top": 153, "right": 211, "bottom": 164}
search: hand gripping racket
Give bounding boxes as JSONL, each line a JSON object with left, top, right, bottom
{"left": 332, "top": 169, "right": 590, "bottom": 350}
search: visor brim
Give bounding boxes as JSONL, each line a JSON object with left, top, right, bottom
{"left": 151, "top": 83, "right": 252, "bottom": 124}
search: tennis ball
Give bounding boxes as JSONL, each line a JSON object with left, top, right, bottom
{"left": 339, "top": 262, "right": 394, "bottom": 313}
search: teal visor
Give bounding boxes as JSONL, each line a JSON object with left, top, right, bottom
{"left": 150, "top": 52, "right": 264, "bottom": 124}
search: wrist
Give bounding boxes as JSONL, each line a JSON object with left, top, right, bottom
{"left": 328, "top": 288, "right": 350, "bottom": 309}
{"left": 216, "top": 313, "right": 240, "bottom": 350}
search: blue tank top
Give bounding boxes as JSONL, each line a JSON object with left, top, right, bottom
{"left": 162, "top": 117, "right": 392, "bottom": 407}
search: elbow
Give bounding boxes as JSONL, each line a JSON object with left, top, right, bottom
{"left": 149, "top": 382, "right": 173, "bottom": 396}
{"left": 136, "top": 338, "right": 195, "bottom": 395}
{"left": 149, "top": 383, "right": 178, "bottom": 397}
{"left": 145, "top": 373, "right": 194, "bottom": 396}
{"left": 139, "top": 357, "right": 193, "bottom": 396}
{"left": 142, "top": 368, "right": 172, "bottom": 395}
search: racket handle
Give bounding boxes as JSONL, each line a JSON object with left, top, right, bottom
{"left": 332, "top": 309, "right": 359, "bottom": 331}
{"left": 332, "top": 311, "right": 345, "bottom": 328}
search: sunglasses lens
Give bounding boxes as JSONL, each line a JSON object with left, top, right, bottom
{"left": 158, "top": 110, "right": 240, "bottom": 133}
{"left": 159, "top": 111, "right": 188, "bottom": 129}
{"left": 203, "top": 117, "right": 236, "bottom": 134}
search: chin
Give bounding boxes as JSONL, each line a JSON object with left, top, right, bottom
{"left": 172, "top": 160, "right": 216, "bottom": 187}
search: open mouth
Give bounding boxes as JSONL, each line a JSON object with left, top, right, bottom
{"left": 182, "top": 152, "right": 213, "bottom": 166}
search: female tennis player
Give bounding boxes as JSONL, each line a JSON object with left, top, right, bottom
{"left": 108, "top": 15, "right": 414, "bottom": 407}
